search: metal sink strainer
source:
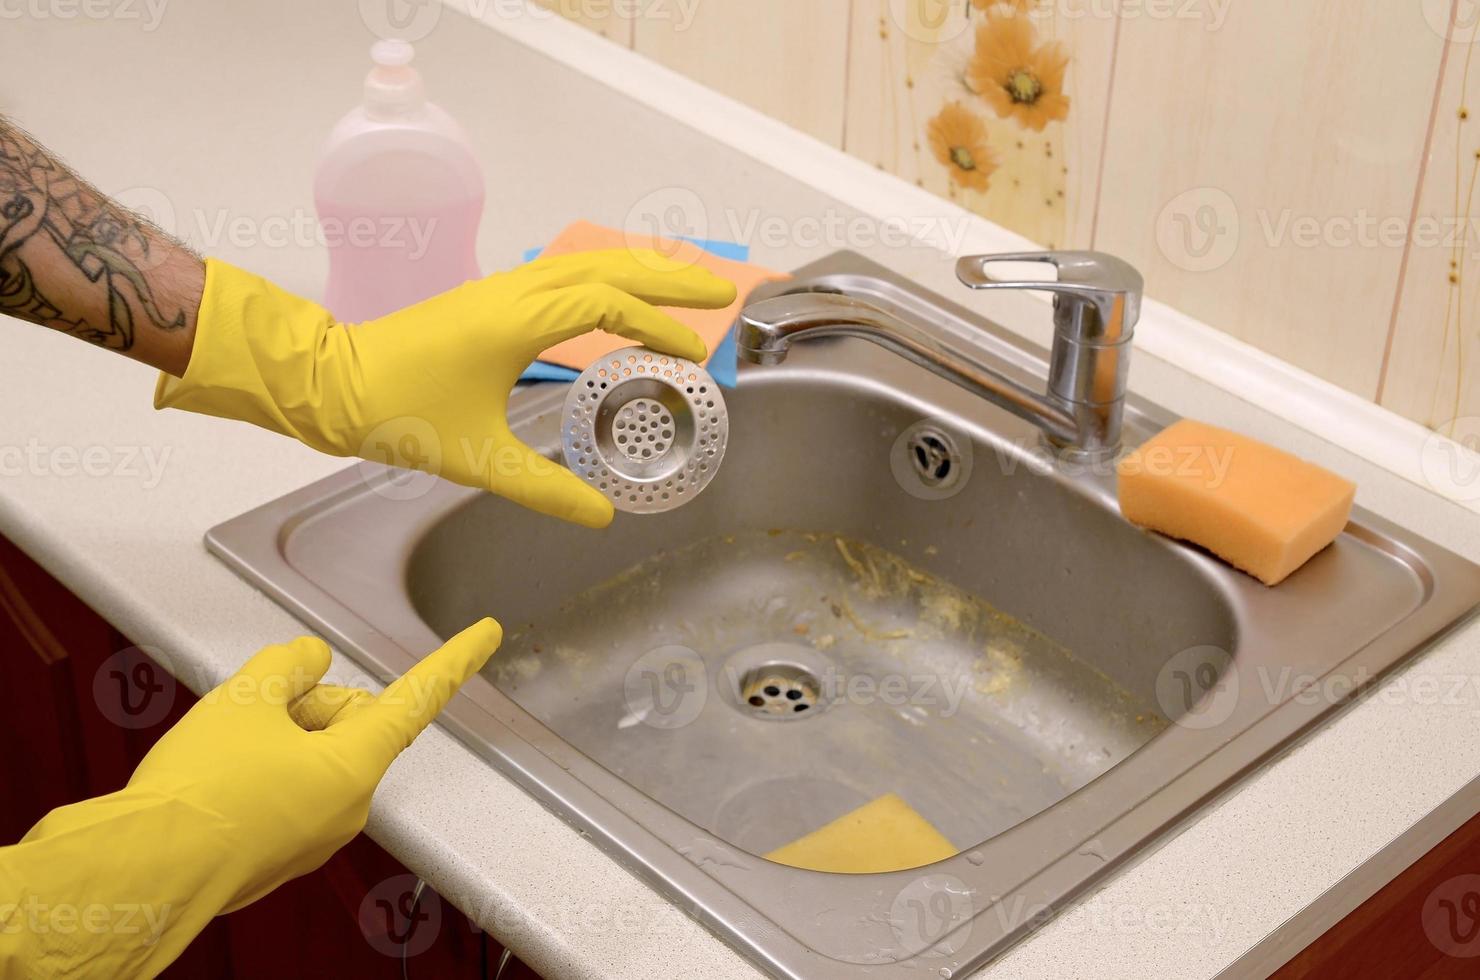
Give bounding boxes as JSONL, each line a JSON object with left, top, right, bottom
{"left": 561, "top": 347, "right": 728, "bottom": 514}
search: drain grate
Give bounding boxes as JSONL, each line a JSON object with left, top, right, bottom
{"left": 560, "top": 347, "right": 728, "bottom": 515}
{"left": 738, "top": 664, "right": 821, "bottom": 719}
{"left": 890, "top": 419, "right": 974, "bottom": 500}
{"left": 908, "top": 428, "right": 959, "bottom": 488}
{"left": 612, "top": 397, "right": 675, "bottom": 460}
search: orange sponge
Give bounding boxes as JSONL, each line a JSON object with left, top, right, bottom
{"left": 1117, "top": 420, "right": 1355, "bottom": 586}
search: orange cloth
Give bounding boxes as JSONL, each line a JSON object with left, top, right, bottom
{"left": 535, "top": 221, "right": 788, "bottom": 371}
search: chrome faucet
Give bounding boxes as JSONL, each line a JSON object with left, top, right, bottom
{"left": 736, "top": 251, "right": 1143, "bottom": 457}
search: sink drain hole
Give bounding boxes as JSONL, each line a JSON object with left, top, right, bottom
{"left": 738, "top": 664, "right": 822, "bottom": 719}
{"left": 890, "top": 419, "right": 975, "bottom": 501}
{"left": 909, "top": 428, "right": 959, "bottom": 487}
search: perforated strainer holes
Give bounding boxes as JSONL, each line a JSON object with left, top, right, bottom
{"left": 613, "top": 397, "right": 675, "bottom": 461}
{"left": 561, "top": 347, "right": 729, "bottom": 515}
{"left": 738, "top": 664, "right": 821, "bottom": 719}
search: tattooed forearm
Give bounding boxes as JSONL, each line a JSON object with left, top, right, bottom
{"left": 0, "top": 117, "right": 203, "bottom": 375}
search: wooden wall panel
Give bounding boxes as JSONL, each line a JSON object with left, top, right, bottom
{"left": 534, "top": 0, "right": 635, "bottom": 47}
{"left": 843, "top": 0, "right": 1117, "bottom": 249}
{"left": 1380, "top": 20, "right": 1480, "bottom": 433}
{"left": 632, "top": 0, "right": 852, "bottom": 147}
{"left": 1091, "top": 1, "right": 1445, "bottom": 399}
{"left": 548, "top": 1, "right": 1474, "bottom": 433}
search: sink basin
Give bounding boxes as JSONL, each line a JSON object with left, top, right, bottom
{"left": 208, "top": 252, "right": 1480, "bottom": 978}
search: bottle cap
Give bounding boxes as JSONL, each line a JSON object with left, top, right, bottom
{"left": 364, "top": 39, "right": 425, "bottom": 115}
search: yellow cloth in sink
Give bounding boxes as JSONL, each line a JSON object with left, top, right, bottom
{"left": 764, "top": 793, "right": 957, "bottom": 874}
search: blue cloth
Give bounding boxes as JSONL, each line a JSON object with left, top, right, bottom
{"left": 518, "top": 361, "right": 581, "bottom": 382}
{"left": 518, "top": 236, "right": 748, "bottom": 386}
{"left": 706, "top": 323, "right": 739, "bottom": 388}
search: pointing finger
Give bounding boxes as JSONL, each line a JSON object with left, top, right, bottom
{"left": 335, "top": 618, "right": 503, "bottom": 771}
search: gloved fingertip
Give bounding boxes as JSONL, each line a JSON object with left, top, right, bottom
{"left": 704, "top": 275, "right": 739, "bottom": 308}
{"left": 283, "top": 637, "right": 334, "bottom": 701}
{"left": 343, "top": 617, "right": 505, "bottom": 761}
{"left": 462, "top": 617, "right": 504, "bottom": 665}
{"left": 288, "top": 635, "right": 333, "bottom": 673}
{"left": 569, "top": 494, "right": 616, "bottom": 529}
{"left": 666, "top": 270, "right": 736, "bottom": 311}
{"left": 654, "top": 324, "right": 707, "bottom": 363}
{"left": 442, "top": 619, "right": 501, "bottom": 681}
{"left": 540, "top": 469, "right": 615, "bottom": 528}
{"left": 231, "top": 635, "right": 334, "bottom": 706}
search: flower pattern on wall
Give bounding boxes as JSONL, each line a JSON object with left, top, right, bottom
{"left": 927, "top": 102, "right": 999, "bottom": 192}
{"left": 921, "top": 1, "right": 1070, "bottom": 219}
{"left": 899, "top": 1, "right": 1077, "bottom": 251}
{"left": 969, "top": 16, "right": 1070, "bottom": 132}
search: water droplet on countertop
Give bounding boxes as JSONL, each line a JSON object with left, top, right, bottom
{"left": 964, "top": 850, "right": 985, "bottom": 866}
{"left": 1076, "top": 839, "right": 1107, "bottom": 862}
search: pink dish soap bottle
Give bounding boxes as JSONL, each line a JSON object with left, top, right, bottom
{"left": 315, "top": 39, "right": 484, "bottom": 322}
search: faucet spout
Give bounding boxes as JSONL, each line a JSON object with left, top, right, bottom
{"left": 737, "top": 291, "right": 1081, "bottom": 449}
{"left": 737, "top": 251, "right": 1143, "bottom": 457}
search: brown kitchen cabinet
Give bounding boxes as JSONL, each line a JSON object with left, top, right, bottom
{"left": 0, "top": 534, "right": 540, "bottom": 979}
{"left": 1272, "top": 805, "right": 1480, "bottom": 979}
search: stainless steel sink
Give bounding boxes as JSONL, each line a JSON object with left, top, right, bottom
{"left": 207, "top": 252, "right": 1480, "bottom": 978}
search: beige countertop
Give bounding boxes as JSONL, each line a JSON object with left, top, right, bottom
{"left": 4, "top": 3, "right": 1480, "bottom": 978}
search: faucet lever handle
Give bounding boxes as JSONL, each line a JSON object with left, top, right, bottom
{"left": 956, "top": 249, "right": 1143, "bottom": 453}
{"left": 955, "top": 250, "right": 1143, "bottom": 343}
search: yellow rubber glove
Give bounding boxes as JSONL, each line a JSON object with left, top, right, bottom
{"left": 155, "top": 251, "right": 737, "bottom": 528}
{"left": 0, "top": 618, "right": 500, "bottom": 979}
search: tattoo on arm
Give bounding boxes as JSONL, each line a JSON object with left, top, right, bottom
{"left": 0, "top": 117, "right": 203, "bottom": 374}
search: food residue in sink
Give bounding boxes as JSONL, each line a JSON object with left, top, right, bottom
{"left": 481, "top": 526, "right": 1170, "bottom": 857}
{"left": 494, "top": 654, "right": 543, "bottom": 687}
{"left": 973, "top": 641, "right": 1023, "bottom": 697}
{"left": 830, "top": 595, "right": 911, "bottom": 642}
{"left": 491, "top": 643, "right": 595, "bottom": 690}
{"left": 493, "top": 528, "right": 1162, "bottom": 788}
